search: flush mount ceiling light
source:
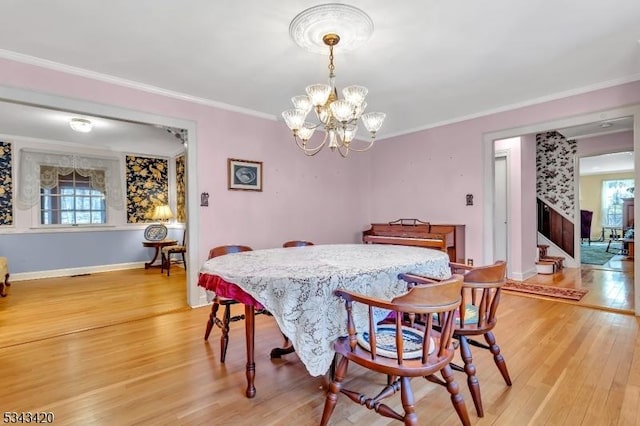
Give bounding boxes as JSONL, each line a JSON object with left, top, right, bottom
{"left": 282, "top": 4, "right": 385, "bottom": 157}
{"left": 69, "top": 118, "right": 93, "bottom": 133}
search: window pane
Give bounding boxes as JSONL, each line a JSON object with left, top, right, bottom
{"left": 76, "top": 212, "right": 90, "bottom": 224}
{"left": 60, "top": 212, "right": 74, "bottom": 224}
{"left": 601, "top": 179, "right": 634, "bottom": 227}
{"left": 91, "top": 197, "right": 105, "bottom": 210}
{"left": 40, "top": 169, "right": 107, "bottom": 225}
{"left": 91, "top": 212, "right": 104, "bottom": 223}
{"left": 76, "top": 197, "right": 91, "bottom": 210}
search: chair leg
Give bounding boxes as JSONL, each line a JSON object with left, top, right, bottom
{"left": 204, "top": 300, "right": 220, "bottom": 341}
{"left": 166, "top": 254, "right": 171, "bottom": 276}
{"left": 182, "top": 253, "right": 187, "bottom": 271}
{"left": 400, "top": 376, "right": 418, "bottom": 425}
{"left": 220, "top": 304, "right": 232, "bottom": 362}
{"left": 485, "top": 331, "right": 512, "bottom": 386}
{"left": 459, "top": 336, "right": 483, "bottom": 417}
{"left": 441, "top": 364, "right": 471, "bottom": 426}
{"left": 320, "top": 354, "right": 349, "bottom": 426}
{"left": 160, "top": 253, "right": 166, "bottom": 273}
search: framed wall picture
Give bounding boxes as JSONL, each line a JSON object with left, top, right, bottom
{"left": 228, "top": 158, "right": 263, "bottom": 191}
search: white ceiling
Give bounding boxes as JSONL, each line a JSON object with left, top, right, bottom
{"left": 0, "top": 1, "right": 639, "bottom": 155}
{"left": 580, "top": 151, "right": 634, "bottom": 176}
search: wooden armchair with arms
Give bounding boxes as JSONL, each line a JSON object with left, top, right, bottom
{"left": 321, "top": 274, "right": 470, "bottom": 426}
{"left": 401, "top": 260, "right": 511, "bottom": 417}
{"left": 282, "top": 240, "right": 314, "bottom": 248}
{"left": 203, "top": 245, "right": 254, "bottom": 362}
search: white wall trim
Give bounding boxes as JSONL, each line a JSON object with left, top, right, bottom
{"left": 0, "top": 85, "right": 201, "bottom": 307}
{"left": 380, "top": 74, "right": 640, "bottom": 141}
{"left": 0, "top": 49, "right": 276, "bottom": 122}
{"left": 10, "top": 262, "right": 145, "bottom": 281}
{"left": 510, "top": 267, "right": 538, "bottom": 281}
{"left": 483, "top": 104, "right": 640, "bottom": 315}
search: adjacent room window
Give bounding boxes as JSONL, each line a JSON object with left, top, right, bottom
{"left": 601, "top": 179, "right": 634, "bottom": 227}
{"left": 40, "top": 166, "right": 107, "bottom": 225}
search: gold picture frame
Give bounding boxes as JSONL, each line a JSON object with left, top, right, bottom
{"left": 228, "top": 158, "right": 263, "bottom": 191}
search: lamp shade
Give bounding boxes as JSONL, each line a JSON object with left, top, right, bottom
{"left": 152, "top": 205, "right": 173, "bottom": 221}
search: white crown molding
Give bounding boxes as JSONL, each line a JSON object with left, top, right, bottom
{"left": 378, "top": 73, "right": 640, "bottom": 141}
{"left": 0, "top": 48, "right": 277, "bottom": 122}
{"left": 2, "top": 48, "right": 639, "bottom": 141}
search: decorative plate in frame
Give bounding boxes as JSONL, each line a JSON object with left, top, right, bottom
{"left": 144, "top": 224, "right": 168, "bottom": 241}
{"left": 357, "top": 325, "right": 435, "bottom": 359}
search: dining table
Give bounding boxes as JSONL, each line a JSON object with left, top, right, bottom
{"left": 198, "top": 243, "right": 452, "bottom": 398}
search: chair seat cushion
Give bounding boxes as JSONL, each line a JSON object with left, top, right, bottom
{"left": 162, "top": 245, "right": 186, "bottom": 254}
{"left": 357, "top": 325, "right": 435, "bottom": 359}
{"left": 457, "top": 304, "right": 479, "bottom": 325}
{"left": 432, "top": 304, "right": 479, "bottom": 326}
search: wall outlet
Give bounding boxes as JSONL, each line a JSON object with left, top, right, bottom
{"left": 467, "top": 258, "right": 473, "bottom": 266}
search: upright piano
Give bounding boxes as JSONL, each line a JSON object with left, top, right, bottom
{"left": 362, "top": 218, "right": 465, "bottom": 263}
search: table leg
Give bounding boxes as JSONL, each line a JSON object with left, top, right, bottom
{"left": 144, "top": 246, "right": 162, "bottom": 269}
{"left": 245, "top": 304, "right": 256, "bottom": 398}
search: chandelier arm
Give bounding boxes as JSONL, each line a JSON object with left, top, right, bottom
{"left": 335, "top": 145, "right": 349, "bottom": 158}
{"left": 342, "top": 138, "right": 376, "bottom": 152}
{"left": 294, "top": 133, "right": 329, "bottom": 156}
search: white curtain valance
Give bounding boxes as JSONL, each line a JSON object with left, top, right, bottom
{"left": 18, "top": 149, "right": 124, "bottom": 210}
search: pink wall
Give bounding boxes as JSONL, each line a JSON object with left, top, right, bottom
{"left": 3, "top": 56, "right": 640, "bottom": 279}
{"left": 370, "top": 81, "right": 640, "bottom": 270}
{"left": 0, "top": 58, "right": 373, "bottom": 269}
{"left": 577, "top": 130, "right": 633, "bottom": 157}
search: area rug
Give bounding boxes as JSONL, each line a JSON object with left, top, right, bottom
{"left": 503, "top": 280, "right": 588, "bottom": 301}
{"left": 581, "top": 243, "right": 616, "bottom": 265}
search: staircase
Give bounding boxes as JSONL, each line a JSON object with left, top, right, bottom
{"left": 536, "top": 244, "right": 565, "bottom": 274}
{"left": 537, "top": 198, "right": 574, "bottom": 257}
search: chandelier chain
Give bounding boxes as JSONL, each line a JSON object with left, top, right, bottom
{"left": 328, "top": 44, "right": 335, "bottom": 78}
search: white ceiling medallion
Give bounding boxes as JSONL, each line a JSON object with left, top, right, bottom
{"left": 289, "top": 3, "right": 374, "bottom": 54}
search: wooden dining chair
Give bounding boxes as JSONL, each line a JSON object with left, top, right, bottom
{"left": 321, "top": 274, "right": 470, "bottom": 426}
{"left": 282, "top": 240, "right": 314, "bottom": 247}
{"left": 161, "top": 229, "right": 187, "bottom": 277}
{"left": 401, "top": 260, "right": 511, "bottom": 418}
{"left": 204, "top": 245, "right": 253, "bottom": 362}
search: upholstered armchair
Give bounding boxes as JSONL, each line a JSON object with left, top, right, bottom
{"left": 0, "top": 257, "right": 10, "bottom": 297}
{"left": 580, "top": 210, "right": 593, "bottom": 245}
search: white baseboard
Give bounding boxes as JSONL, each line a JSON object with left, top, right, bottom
{"left": 10, "top": 262, "right": 146, "bottom": 281}
{"left": 509, "top": 267, "right": 538, "bottom": 281}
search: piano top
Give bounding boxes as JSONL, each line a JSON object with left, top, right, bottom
{"left": 363, "top": 220, "right": 456, "bottom": 245}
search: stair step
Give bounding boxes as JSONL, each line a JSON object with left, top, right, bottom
{"left": 536, "top": 260, "right": 556, "bottom": 274}
{"left": 540, "top": 255, "right": 564, "bottom": 269}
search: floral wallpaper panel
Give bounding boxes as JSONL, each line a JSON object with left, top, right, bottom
{"left": 0, "top": 141, "right": 13, "bottom": 226}
{"left": 536, "top": 131, "right": 577, "bottom": 219}
{"left": 125, "top": 155, "right": 168, "bottom": 223}
{"left": 176, "top": 155, "right": 186, "bottom": 223}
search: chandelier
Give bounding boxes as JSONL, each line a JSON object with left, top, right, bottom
{"left": 281, "top": 4, "right": 386, "bottom": 158}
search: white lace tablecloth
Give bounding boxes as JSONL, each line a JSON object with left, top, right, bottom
{"left": 199, "top": 243, "right": 451, "bottom": 376}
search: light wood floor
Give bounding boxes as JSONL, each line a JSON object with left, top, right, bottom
{"left": 1, "top": 268, "right": 639, "bottom": 425}
{"left": 521, "top": 251, "right": 634, "bottom": 313}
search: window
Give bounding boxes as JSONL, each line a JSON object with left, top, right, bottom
{"left": 601, "top": 179, "right": 634, "bottom": 227}
{"left": 40, "top": 169, "right": 106, "bottom": 225}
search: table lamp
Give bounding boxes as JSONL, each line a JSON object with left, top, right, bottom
{"left": 144, "top": 204, "right": 173, "bottom": 241}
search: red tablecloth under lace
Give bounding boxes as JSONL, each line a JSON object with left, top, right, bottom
{"left": 198, "top": 273, "right": 265, "bottom": 310}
